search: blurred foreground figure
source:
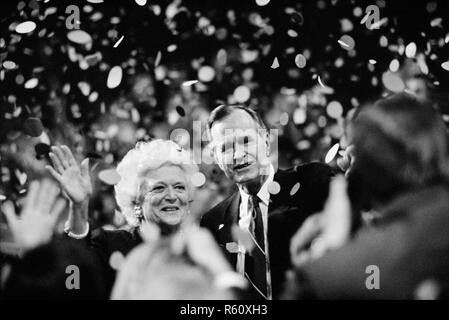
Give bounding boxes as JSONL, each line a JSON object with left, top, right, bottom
{"left": 287, "top": 93, "right": 449, "bottom": 299}
{"left": 111, "top": 227, "right": 244, "bottom": 300}
{"left": 0, "top": 180, "right": 106, "bottom": 299}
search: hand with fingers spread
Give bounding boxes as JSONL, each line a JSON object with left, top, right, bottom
{"left": 290, "top": 175, "right": 352, "bottom": 267}
{"left": 45, "top": 145, "right": 92, "bottom": 204}
{"left": 1, "top": 180, "right": 67, "bottom": 253}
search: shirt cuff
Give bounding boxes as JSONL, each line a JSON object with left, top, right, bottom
{"left": 214, "top": 271, "right": 247, "bottom": 290}
{"left": 64, "top": 221, "right": 89, "bottom": 239}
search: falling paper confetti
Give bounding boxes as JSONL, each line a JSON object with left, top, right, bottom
{"left": 191, "top": 172, "right": 206, "bottom": 187}
{"left": 182, "top": 80, "right": 198, "bottom": 87}
{"left": 198, "top": 66, "right": 215, "bottom": 82}
{"left": 175, "top": 105, "right": 186, "bottom": 117}
{"left": 382, "top": 72, "right": 405, "bottom": 92}
{"left": 154, "top": 51, "right": 162, "bottom": 66}
{"left": 290, "top": 182, "right": 301, "bottom": 196}
{"left": 107, "top": 66, "right": 123, "bottom": 89}
{"left": 318, "top": 75, "right": 327, "bottom": 88}
{"left": 98, "top": 168, "right": 121, "bottom": 185}
{"left": 113, "top": 35, "right": 124, "bottom": 48}
{"left": 326, "top": 101, "right": 343, "bottom": 119}
{"left": 268, "top": 181, "right": 281, "bottom": 195}
{"left": 233, "top": 85, "right": 251, "bottom": 103}
{"left": 15, "top": 21, "right": 37, "bottom": 34}
{"left": 294, "top": 54, "right": 307, "bottom": 68}
{"left": 67, "top": 30, "right": 93, "bottom": 45}
{"left": 325, "top": 143, "right": 340, "bottom": 164}
{"left": 338, "top": 35, "right": 355, "bottom": 51}
{"left": 135, "top": 0, "right": 147, "bottom": 6}
{"left": 441, "top": 62, "right": 449, "bottom": 71}
{"left": 293, "top": 108, "right": 307, "bottom": 125}
{"left": 271, "top": 57, "right": 280, "bottom": 69}
{"left": 2, "top": 61, "right": 16, "bottom": 70}
{"left": 405, "top": 42, "right": 417, "bottom": 58}
{"left": 255, "top": 0, "right": 270, "bottom": 6}
{"left": 24, "top": 78, "right": 39, "bottom": 89}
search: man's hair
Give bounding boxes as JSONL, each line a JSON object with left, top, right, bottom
{"left": 207, "top": 104, "right": 267, "bottom": 138}
{"left": 349, "top": 93, "right": 449, "bottom": 206}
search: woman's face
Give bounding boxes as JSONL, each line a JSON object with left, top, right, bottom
{"left": 140, "top": 165, "right": 190, "bottom": 227}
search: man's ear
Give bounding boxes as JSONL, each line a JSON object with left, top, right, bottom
{"left": 211, "top": 146, "right": 225, "bottom": 171}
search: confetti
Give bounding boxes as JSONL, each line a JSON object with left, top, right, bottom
{"left": 294, "top": 54, "right": 307, "bottom": 68}
{"left": 382, "top": 72, "right": 405, "bottom": 92}
{"left": 175, "top": 105, "right": 186, "bottom": 117}
{"left": 441, "top": 62, "right": 449, "bottom": 71}
{"left": 113, "top": 35, "right": 124, "bottom": 48}
{"left": 268, "top": 181, "right": 281, "bottom": 195}
{"left": 405, "top": 42, "right": 417, "bottom": 58}
{"left": 135, "top": 0, "right": 147, "bottom": 6}
{"left": 98, "top": 168, "right": 121, "bottom": 185}
{"left": 293, "top": 108, "right": 307, "bottom": 125}
{"left": 326, "top": 101, "right": 343, "bottom": 119}
{"left": 255, "top": 0, "right": 270, "bottom": 6}
{"left": 182, "top": 80, "right": 198, "bottom": 87}
{"left": 24, "top": 78, "right": 39, "bottom": 89}
{"left": 325, "top": 143, "right": 340, "bottom": 164}
{"left": 338, "top": 35, "right": 355, "bottom": 51}
{"left": 271, "top": 57, "right": 280, "bottom": 69}
{"left": 154, "top": 51, "right": 162, "bottom": 67}
{"left": 318, "top": 75, "right": 327, "bottom": 88}
{"left": 198, "top": 66, "right": 215, "bottom": 82}
{"left": 2, "top": 61, "right": 16, "bottom": 70}
{"left": 190, "top": 172, "right": 206, "bottom": 187}
{"left": 67, "top": 30, "right": 93, "bottom": 45}
{"left": 233, "top": 85, "right": 251, "bottom": 103}
{"left": 15, "top": 21, "right": 37, "bottom": 34}
{"left": 389, "top": 59, "right": 400, "bottom": 72}
{"left": 107, "top": 66, "right": 123, "bottom": 89}
{"left": 289, "top": 182, "right": 301, "bottom": 196}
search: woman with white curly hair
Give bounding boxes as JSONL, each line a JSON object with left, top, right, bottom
{"left": 45, "top": 139, "right": 201, "bottom": 295}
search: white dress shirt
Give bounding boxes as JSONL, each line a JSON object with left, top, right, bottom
{"left": 236, "top": 164, "right": 274, "bottom": 299}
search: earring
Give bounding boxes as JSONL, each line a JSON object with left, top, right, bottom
{"left": 134, "top": 204, "right": 144, "bottom": 221}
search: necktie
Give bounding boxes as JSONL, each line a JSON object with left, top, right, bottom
{"left": 245, "top": 195, "right": 272, "bottom": 300}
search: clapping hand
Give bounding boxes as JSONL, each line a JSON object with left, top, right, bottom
{"left": 2, "top": 180, "right": 67, "bottom": 253}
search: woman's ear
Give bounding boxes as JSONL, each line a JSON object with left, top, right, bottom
{"left": 265, "top": 131, "right": 271, "bottom": 157}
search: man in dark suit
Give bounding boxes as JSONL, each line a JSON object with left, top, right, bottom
{"left": 200, "top": 104, "right": 332, "bottom": 299}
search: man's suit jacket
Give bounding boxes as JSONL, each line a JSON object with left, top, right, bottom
{"left": 200, "top": 162, "right": 333, "bottom": 298}
{"left": 286, "top": 184, "right": 449, "bottom": 300}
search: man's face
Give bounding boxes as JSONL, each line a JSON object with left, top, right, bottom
{"left": 210, "top": 109, "right": 271, "bottom": 186}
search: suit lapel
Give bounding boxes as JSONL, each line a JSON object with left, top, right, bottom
{"left": 217, "top": 191, "right": 240, "bottom": 245}
{"left": 216, "top": 191, "right": 241, "bottom": 267}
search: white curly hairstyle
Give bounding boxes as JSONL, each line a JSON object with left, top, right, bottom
{"left": 114, "top": 139, "right": 198, "bottom": 227}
